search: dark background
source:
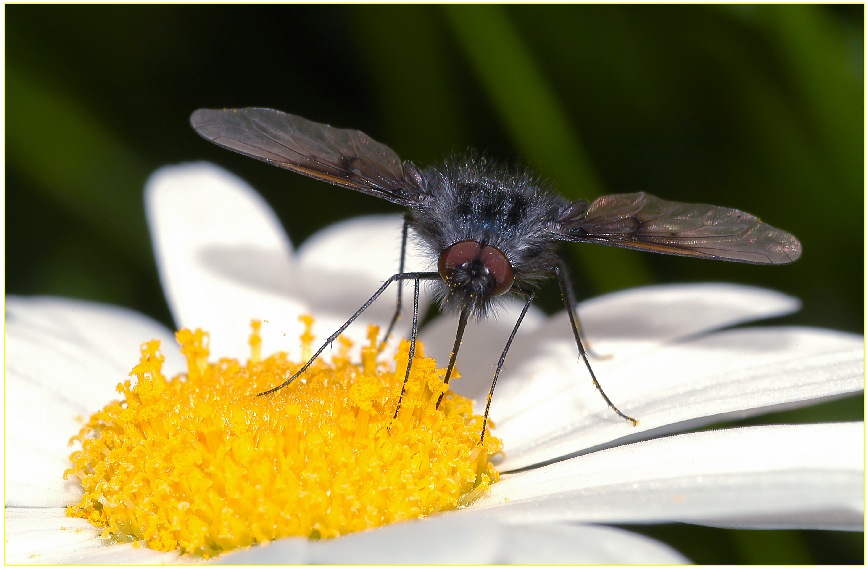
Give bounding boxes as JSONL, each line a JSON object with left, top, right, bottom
{"left": 6, "top": 5, "right": 863, "bottom": 563}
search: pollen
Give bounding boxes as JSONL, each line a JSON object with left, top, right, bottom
{"left": 64, "top": 318, "right": 501, "bottom": 558}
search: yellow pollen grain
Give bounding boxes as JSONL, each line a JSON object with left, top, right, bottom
{"left": 64, "top": 317, "right": 501, "bottom": 558}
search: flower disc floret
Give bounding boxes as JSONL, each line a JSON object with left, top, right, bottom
{"left": 65, "top": 319, "right": 501, "bottom": 558}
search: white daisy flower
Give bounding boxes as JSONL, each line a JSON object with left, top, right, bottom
{"left": 6, "top": 163, "right": 862, "bottom": 564}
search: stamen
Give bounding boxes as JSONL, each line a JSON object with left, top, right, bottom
{"left": 64, "top": 317, "right": 501, "bottom": 558}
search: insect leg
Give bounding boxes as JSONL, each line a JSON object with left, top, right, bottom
{"left": 553, "top": 263, "right": 638, "bottom": 426}
{"left": 258, "top": 270, "right": 440, "bottom": 396}
{"left": 555, "top": 259, "right": 607, "bottom": 359}
{"left": 478, "top": 287, "right": 536, "bottom": 444}
{"left": 380, "top": 213, "right": 411, "bottom": 349}
{"left": 391, "top": 277, "right": 421, "bottom": 421}
{"left": 434, "top": 305, "right": 470, "bottom": 409}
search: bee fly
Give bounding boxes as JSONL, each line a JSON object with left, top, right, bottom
{"left": 191, "top": 107, "right": 802, "bottom": 441}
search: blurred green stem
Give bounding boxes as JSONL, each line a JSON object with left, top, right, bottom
{"left": 7, "top": 67, "right": 151, "bottom": 259}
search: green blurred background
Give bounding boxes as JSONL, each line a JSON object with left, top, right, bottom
{"left": 6, "top": 5, "right": 863, "bottom": 563}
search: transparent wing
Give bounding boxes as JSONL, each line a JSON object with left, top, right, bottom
{"left": 190, "top": 108, "right": 426, "bottom": 206}
{"left": 553, "top": 192, "right": 802, "bottom": 264}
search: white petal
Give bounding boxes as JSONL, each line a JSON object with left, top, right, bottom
{"left": 145, "top": 162, "right": 307, "bottom": 360}
{"left": 292, "top": 214, "right": 434, "bottom": 352}
{"left": 5, "top": 508, "right": 185, "bottom": 564}
{"left": 491, "top": 283, "right": 798, "bottom": 408}
{"left": 565, "top": 282, "right": 801, "bottom": 359}
{"left": 494, "top": 326, "right": 863, "bottom": 470}
{"left": 419, "top": 298, "right": 549, "bottom": 400}
{"left": 419, "top": 283, "right": 798, "bottom": 431}
{"left": 472, "top": 422, "right": 864, "bottom": 531}
{"left": 216, "top": 513, "right": 688, "bottom": 564}
{"left": 6, "top": 297, "right": 181, "bottom": 507}
{"left": 484, "top": 521, "right": 690, "bottom": 564}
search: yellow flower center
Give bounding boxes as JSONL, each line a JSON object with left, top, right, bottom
{"left": 64, "top": 317, "right": 502, "bottom": 558}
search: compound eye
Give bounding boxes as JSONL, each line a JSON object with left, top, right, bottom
{"left": 438, "top": 240, "right": 515, "bottom": 297}
{"left": 438, "top": 240, "right": 482, "bottom": 279}
{"left": 480, "top": 244, "right": 514, "bottom": 296}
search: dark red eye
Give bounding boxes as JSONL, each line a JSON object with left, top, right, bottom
{"left": 438, "top": 240, "right": 481, "bottom": 276}
{"left": 438, "top": 240, "right": 514, "bottom": 297}
{"left": 480, "top": 244, "right": 514, "bottom": 296}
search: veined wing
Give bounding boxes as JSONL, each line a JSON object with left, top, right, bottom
{"left": 190, "top": 108, "right": 426, "bottom": 206}
{"left": 553, "top": 192, "right": 802, "bottom": 264}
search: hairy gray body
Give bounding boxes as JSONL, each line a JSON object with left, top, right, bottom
{"left": 409, "top": 155, "right": 571, "bottom": 317}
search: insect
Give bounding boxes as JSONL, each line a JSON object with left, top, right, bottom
{"left": 190, "top": 107, "right": 802, "bottom": 440}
